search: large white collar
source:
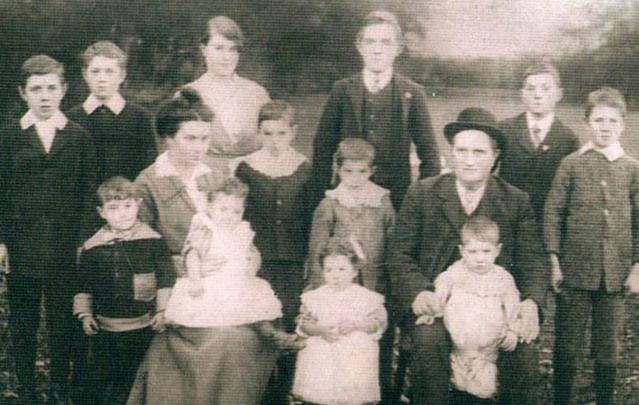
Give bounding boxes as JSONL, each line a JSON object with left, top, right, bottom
{"left": 325, "top": 181, "right": 389, "bottom": 208}
{"left": 20, "top": 109, "right": 68, "bottom": 131}
{"left": 154, "top": 151, "right": 212, "bottom": 179}
{"left": 238, "top": 147, "right": 307, "bottom": 178}
{"left": 578, "top": 141, "right": 625, "bottom": 162}
{"left": 82, "top": 93, "right": 126, "bottom": 115}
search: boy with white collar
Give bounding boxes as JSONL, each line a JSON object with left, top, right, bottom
{"left": 0, "top": 54, "right": 98, "bottom": 404}
{"left": 68, "top": 41, "right": 156, "bottom": 183}
{"left": 545, "top": 87, "right": 639, "bottom": 405}
{"left": 311, "top": 10, "right": 440, "bottom": 212}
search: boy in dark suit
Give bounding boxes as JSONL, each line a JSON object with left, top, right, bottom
{"left": 499, "top": 62, "right": 579, "bottom": 224}
{"left": 67, "top": 41, "right": 156, "bottom": 183}
{"left": 311, "top": 10, "right": 440, "bottom": 211}
{"left": 0, "top": 55, "right": 98, "bottom": 404}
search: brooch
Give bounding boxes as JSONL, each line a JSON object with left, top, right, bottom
{"left": 404, "top": 92, "right": 412, "bottom": 99}
{"left": 541, "top": 145, "right": 550, "bottom": 151}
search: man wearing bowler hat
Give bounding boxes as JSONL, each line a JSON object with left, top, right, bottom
{"left": 388, "top": 107, "right": 548, "bottom": 405}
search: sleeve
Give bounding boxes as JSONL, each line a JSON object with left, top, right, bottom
{"left": 73, "top": 250, "right": 94, "bottom": 316}
{"left": 514, "top": 190, "right": 550, "bottom": 308}
{"left": 137, "top": 108, "right": 158, "bottom": 174}
{"left": 409, "top": 87, "right": 441, "bottom": 179}
{"left": 499, "top": 270, "right": 522, "bottom": 331}
{"left": 0, "top": 125, "right": 10, "bottom": 244}
{"left": 78, "top": 131, "right": 100, "bottom": 245}
{"left": 381, "top": 194, "right": 396, "bottom": 239}
{"left": 387, "top": 183, "right": 433, "bottom": 320}
{"left": 631, "top": 164, "right": 639, "bottom": 264}
{"left": 135, "top": 173, "right": 160, "bottom": 231}
{"left": 433, "top": 269, "right": 454, "bottom": 315}
{"left": 295, "top": 294, "right": 317, "bottom": 336}
{"left": 306, "top": 198, "right": 336, "bottom": 288}
{"left": 153, "top": 238, "right": 176, "bottom": 311}
{"left": 365, "top": 302, "right": 388, "bottom": 340}
{"left": 543, "top": 159, "right": 572, "bottom": 256}
{"left": 310, "top": 83, "right": 344, "bottom": 209}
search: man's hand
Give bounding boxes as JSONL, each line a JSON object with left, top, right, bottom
{"left": 551, "top": 264, "right": 563, "bottom": 294}
{"left": 500, "top": 330, "right": 518, "bottom": 352}
{"left": 411, "top": 291, "right": 439, "bottom": 317}
{"left": 625, "top": 263, "right": 639, "bottom": 294}
{"left": 151, "top": 311, "right": 166, "bottom": 333}
{"left": 518, "top": 299, "right": 540, "bottom": 344}
{"left": 81, "top": 315, "right": 100, "bottom": 336}
{"left": 0, "top": 244, "right": 8, "bottom": 274}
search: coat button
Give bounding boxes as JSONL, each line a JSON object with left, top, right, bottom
{"left": 601, "top": 180, "right": 607, "bottom": 187}
{"left": 276, "top": 200, "right": 283, "bottom": 206}
{"left": 604, "top": 209, "right": 610, "bottom": 216}
{"left": 276, "top": 219, "right": 282, "bottom": 225}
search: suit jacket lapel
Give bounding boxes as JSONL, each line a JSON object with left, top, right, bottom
{"left": 394, "top": 75, "right": 411, "bottom": 134}
{"left": 437, "top": 176, "right": 466, "bottom": 234}
{"left": 346, "top": 74, "right": 365, "bottom": 134}
{"left": 476, "top": 176, "right": 507, "bottom": 218}
{"left": 23, "top": 126, "right": 47, "bottom": 155}
{"left": 515, "top": 113, "right": 537, "bottom": 152}
{"left": 49, "top": 127, "right": 72, "bottom": 156}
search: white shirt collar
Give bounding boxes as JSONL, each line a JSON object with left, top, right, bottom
{"left": 20, "top": 109, "right": 68, "bottom": 131}
{"left": 363, "top": 68, "right": 393, "bottom": 93}
{"left": 526, "top": 112, "right": 555, "bottom": 142}
{"left": 578, "top": 141, "right": 625, "bottom": 162}
{"left": 325, "top": 181, "right": 390, "bottom": 208}
{"left": 82, "top": 93, "right": 126, "bottom": 115}
{"left": 154, "top": 151, "right": 212, "bottom": 179}
{"left": 455, "top": 179, "right": 487, "bottom": 215}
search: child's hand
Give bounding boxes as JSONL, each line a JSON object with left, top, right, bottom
{"left": 625, "top": 263, "right": 639, "bottom": 294}
{"left": 188, "top": 282, "right": 205, "bottom": 298}
{"left": 551, "top": 264, "right": 563, "bottom": 293}
{"left": 81, "top": 315, "right": 99, "bottom": 336}
{"left": 412, "top": 291, "right": 439, "bottom": 317}
{"left": 151, "top": 311, "right": 166, "bottom": 333}
{"left": 500, "top": 330, "right": 518, "bottom": 352}
{"left": 337, "top": 320, "right": 358, "bottom": 335}
{"left": 320, "top": 326, "right": 341, "bottom": 343}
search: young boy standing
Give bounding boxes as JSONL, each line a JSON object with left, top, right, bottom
{"left": 0, "top": 55, "right": 98, "bottom": 403}
{"left": 544, "top": 87, "right": 639, "bottom": 405}
{"left": 311, "top": 10, "right": 440, "bottom": 211}
{"left": 67, "top": 41, "right": 156, "bottom": 182}
{"left": 74, "top": 177, "right": 175, "bottom": 405}
{"left": 499, "top": 62, "right": 579, "bottom": 224}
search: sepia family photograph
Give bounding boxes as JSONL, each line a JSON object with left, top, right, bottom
{"left": 0, "top": 0, "right": 638, "bottom": 404}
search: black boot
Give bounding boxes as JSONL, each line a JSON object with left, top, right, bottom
{"left": 594, "top": 362, "right": 616, "bottom": 405}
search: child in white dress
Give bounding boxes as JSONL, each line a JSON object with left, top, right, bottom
{"left": 417, "top": 216, "right": 521, "bottom": 403}
{"left": 293, "top": 237, "right": 387, "bottom": 405}
{"left": 165, "top": 178, "right": 301, "bottom": 348}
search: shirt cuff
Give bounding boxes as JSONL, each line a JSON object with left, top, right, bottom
{"left": 73, "top": 293, "right": 93, "bottom": 316}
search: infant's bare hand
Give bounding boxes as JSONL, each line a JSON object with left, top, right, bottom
{"left": 337, "top": 320, "right": 357, "bottom": 335}
{"left": 321, "top": 326, "right": 341, "bottom": 343}
{"left": 500, "top": 330, "right": 518, "bottom": 352}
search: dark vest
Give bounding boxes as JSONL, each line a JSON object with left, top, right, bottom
{"left": 361, "top": 83, "right": 402, "bottom": 190}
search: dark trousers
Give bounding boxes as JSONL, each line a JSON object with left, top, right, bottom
{"left": 7, "top": 273, "right": 76, "bottom": 388}
{"left": 553, "top": 287, "right": 623, "bottom": 405}
{"left": 260, "top": 261, "right": 305, "bottom": 405}
{"left": 379, "top": 312, "right": 395, "bottom": 404}
{"left": 83, "top": 327, "right": 153, "bottom": 405}
{"left": 410, "top": 320, "right": 541, "bottom": 405}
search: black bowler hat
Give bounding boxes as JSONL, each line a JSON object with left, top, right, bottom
{"left": 444, "top": 107, "right": 506, "bottom": 151}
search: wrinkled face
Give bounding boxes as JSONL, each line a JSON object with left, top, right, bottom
{"left": 259, "top": 119, "right": 295, "bottom": 155}
{"left": 459, "top": 238, "right": 501, "bottom": 274}
{"left": 451, "top": 130, "right": 498, "bottom": 187}
{"left": 338, "top": 159, "right": 374, "bottom": 190}
{"left": 20, "top": 73, "right": 66, "bottom": 120}
{"left": 521, "top": 73, "right": 562, "bottom": 117}
{"left": 201, "top": 34, "right": 240, "bottom": 78}
{"left": 166, "top": 121, "right": 211, "bottom": 166}
{"left": 356, "top": 23, "right": 401, "bottom": 73}
{"left": 323, "top": 254, "right": 358, "bottom": 289}
{"left": 83, "top": 55, "right": 126, "bottom": 102}
{"left": 208, "top": 193, "right": 244, "bottom": 228}
{"left": 588, "top": 105, "right": 624, "bottom": 149}
{"left": 98, "top": 198, "right": 140, "bottom": 232}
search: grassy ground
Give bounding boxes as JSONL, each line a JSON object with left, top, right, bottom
{"left": 1, "top": 88, "right": 638, "bottom": 403}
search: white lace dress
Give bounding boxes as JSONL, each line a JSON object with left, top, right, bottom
{"left": 165, "top": 214, "right": 282, "bottom": 327}
{"left": 292, "top": 284, "right": 387, "bottom": 405}
{"left": 435, "top": 260, "right": 520, "bottom": 399}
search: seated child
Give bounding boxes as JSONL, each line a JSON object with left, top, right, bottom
{"left": 73, "top": 176, "right": 176, "bottom": 405}
{"left": 293, "top": 237, "right": 387, "bottom": 405}
{"left": 164, "top": 177, "right": 302, "bottom": 349}
{"left": 417, "top": 216, "right": 521, "bottom": 403}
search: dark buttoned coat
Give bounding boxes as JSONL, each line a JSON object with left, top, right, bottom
{"left": 388, "top": 173, "right": 548, "bottom": 321}
{"left": 311, "top": 73, "right": 440, "bottom": 209}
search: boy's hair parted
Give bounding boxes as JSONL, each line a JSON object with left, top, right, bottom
{"left": 97, "top": 176, "right": 139, "bottom": 204}
{"left": 357, "top": 10, "right": 403, "bottom": 42}
{"left": 333, "top": 137, "right": 376, "bottom": 168}
{"left": 155, "top": 88, "right": 214, "bottom": 139}
{"left": 200, "top": 15, "right": 245, "bottom": 48}
{"left": 461, "top": 215, "right": 500, "bottom": 245}
{"left": 82, "top": 41, "right": 128, "bottom": 70}
{"left": 20, "top": 54, "right": 65, "bottom": 87}
{"left": 585, "top": 86, "right": 627, "bottom": 118}
{"left": 318, "top": 236, "right": 365, "bottom": 270}
{"left": 208, "top": 177, "right": 249, "bottom": 202}
{"left": 522, "top": 61, "right": 561, "bottom": 88}
{"left": 258, "top": 100, "right": 296, "bottom": 128}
